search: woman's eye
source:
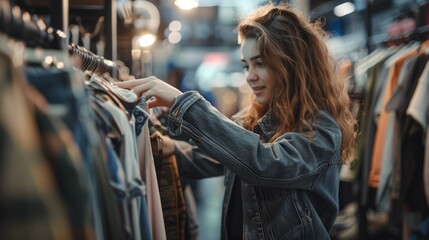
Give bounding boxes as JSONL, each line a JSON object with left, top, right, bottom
{"left": 256, "top": 61, "right": 264, "bottom": 67}
{"left": 242, "top": 65, "right": 249, "bottom": 71}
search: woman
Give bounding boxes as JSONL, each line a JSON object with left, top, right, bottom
{"left": 116, "top": 2, "right": 356, "bottom": 239}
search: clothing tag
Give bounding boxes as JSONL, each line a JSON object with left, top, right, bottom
{"left": 133, "top": 105, "right": 149, "bottom": 136}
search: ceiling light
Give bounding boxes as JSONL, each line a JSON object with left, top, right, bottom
{"left": 175, "top": 0, "right": 199, "bottom": 10}
{"left": 334, "top": 2, "right": 355, "bottom": 17}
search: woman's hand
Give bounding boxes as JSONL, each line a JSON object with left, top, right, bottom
{"left": 151, "top": 131, "right": 176, "bottom": 158}
{"left": 115, "top": 76, "right": 183, "bottom": 108}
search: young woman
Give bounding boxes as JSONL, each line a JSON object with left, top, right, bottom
{"left": 116, "top": 2, "right": 356, "bottom": 239}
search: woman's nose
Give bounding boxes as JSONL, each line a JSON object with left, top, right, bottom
{"left": 246, "top": 68, "right": 257, "bottom": 82}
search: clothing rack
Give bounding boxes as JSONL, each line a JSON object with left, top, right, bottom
{"left": 358, "top": 2, "right": 429, "bottom": 239}
{"left": 0, "top": 1, "right": 66, "bottom": 50}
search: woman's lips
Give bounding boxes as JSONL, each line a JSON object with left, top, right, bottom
{"left": 252, "top": 86, "right": 265, "bottom": 94}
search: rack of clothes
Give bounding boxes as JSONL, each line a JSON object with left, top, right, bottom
{"left": 332, "top": 21, "right": 429, "bottom": 240}
{"left": 0, "top": 2, "right": 195, "bottom": 240}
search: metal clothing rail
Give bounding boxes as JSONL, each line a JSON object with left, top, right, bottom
{"left": 69, "top": 43, "right": 118, "bottom": 77}
{"left": 0, "top": 1, "right": 66, "bottom": 49}
{"left": 69, "top": 43, "right": 133, "bottom": 82}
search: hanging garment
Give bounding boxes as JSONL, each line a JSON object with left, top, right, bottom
{"left": 91, "top": 128, "right": 125, "bottom": 240}
{"left": 24, "top": 50, "right": 125, "bottom": 240}
{"left": 369, "top": 47, "right": 420, "bottom": 188}
{"left": 387, "top": 55, "right": 429, "bottom": 201}
{"left": 342, "top": 48, "right": 396, "bottom": 182}
{"left": 150, "top": 130, "right": 187, "bottom": 240}
{"left": 102, "top": 100, "right": 147, "bottom": 240}
{"left": 425, "top": 122, "right": 429, "bottom": 208}
{"left": 148, "top": 107, "right": 200, "bottom": 239}
{"left": 401, "top": 58, "right": 429, "bottom": 210}
{"left": 137, "top": 104, "right": 167, "bottom": 240}
{"left": 0, "top": 36, "right": 73, "bottom": 240}
{"left": 375, "top": 54, "right": 420, "bottom": 210}
{"left": 104, "top": 137, "right": 133, "bottom": 239}
{"left": 88, "top": 74, "right": 148, "bottom": 240}
{"left": 182, "top": 182, "right": 200, "bottom": 240}
{"left": 350, "top": 49, "right": 395, "bottom": 209}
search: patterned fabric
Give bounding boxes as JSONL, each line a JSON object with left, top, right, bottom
{"left": 150, "top": 109, "right": 199, "bottom": 239}
{"left": 151, "top": 130, "right": 187, "bottom": 240}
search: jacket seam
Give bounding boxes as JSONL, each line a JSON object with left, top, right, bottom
{"left": 182, "top": 121, "right": 330, "bottom": 185}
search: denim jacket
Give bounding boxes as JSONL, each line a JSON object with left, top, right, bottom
{"left": 169, "top": 91, "right": 342, "bottom": 240}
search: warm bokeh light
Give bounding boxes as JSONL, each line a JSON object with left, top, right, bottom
{"left": 168, "top": 32, "right": 182, "bottom": 44}
{"left": 169, "top": 20, "right": 182, "bottom": 32}
{"left": 174, "top": 0, "right": 198, "bottom": 10}
{"left": 138, "top": 33, "right": 156, "bottom": 48}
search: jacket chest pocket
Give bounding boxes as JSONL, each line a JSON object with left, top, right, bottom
{"left": 260, "top": 187, "right": 290, "bottom": 201}
{"left": 258, "top": 188, "right": 305, "bottom": 237}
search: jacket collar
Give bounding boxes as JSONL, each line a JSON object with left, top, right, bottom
{"left": 232, "top": 106, "right": 279, "bottom": 141}
{"left": 256, "top": 110, "right": 278, "bottom": 141}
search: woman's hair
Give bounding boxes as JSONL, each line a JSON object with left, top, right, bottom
{"left": 237, "top": 3, "right": 356, "bottom": 163}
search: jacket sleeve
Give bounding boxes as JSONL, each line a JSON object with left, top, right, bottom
{"left": 167, "top": 91, "right": 342, "bottom": 189}
{"left": 173, "top": 139, "right": 224, "bottom": 179}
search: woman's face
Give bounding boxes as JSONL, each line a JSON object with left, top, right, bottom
{"left": 240, "top": 38, "right": 275, "bottom": 105}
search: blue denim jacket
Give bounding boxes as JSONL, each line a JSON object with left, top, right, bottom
{"left": 169, "top": 91, "right": 342, "bottom": 240}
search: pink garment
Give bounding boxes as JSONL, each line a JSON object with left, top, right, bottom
{"left": 137, "top": 117, "right": 167, "bottom": 240}
{"left": 425, "top": 132, "right": 429, "bottom": 207}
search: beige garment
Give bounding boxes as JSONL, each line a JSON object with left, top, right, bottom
{"left": 137, "top": 117, "right": 167, "bottom": 240}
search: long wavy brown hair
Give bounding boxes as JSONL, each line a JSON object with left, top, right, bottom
{"left": 237, "top": 3, "right": 356, "bottom": 163}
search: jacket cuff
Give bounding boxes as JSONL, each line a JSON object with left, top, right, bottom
{"left": 167, "top": 91, "right": 202, "bottom": 136}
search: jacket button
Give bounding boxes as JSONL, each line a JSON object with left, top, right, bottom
{"left": 247, "top": 210, "right": 255, "bottom": 219}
